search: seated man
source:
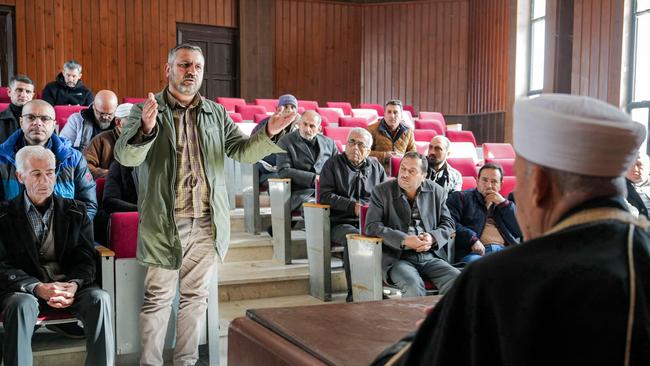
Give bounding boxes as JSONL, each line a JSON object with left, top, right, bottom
{"left": 426, "top": 135, "right": 462, "bottom": 194}
{"left": 84, "top": 102, "right": 133, "bottom": 179}
{"left": 0, "top": 145, "right": 113, "bottom": 366}
{"left": 276, "top": 110, "right": 338, "bottom": 212}
{"left": 0, "top": 74, "right": 35, "bottom": 142}
{"left": 103, "top": 160, "right": 138, "bottom": 214}
{"left": 446, "top": 163, "right": 522, "bottom": 264}
{"left": 61, "top": 90, "right": 118, "bottom": 151}
{"left": 625, "top": 152, "right": 650, "bottom": 218}
{"left": 0, "top": 100, "right": 97, "bottom": 219}
{"left": 367, "top": 99, "right": 416, "bottom": 170}
{"left": 365, "top": 151, "right": 459, "bottom": 297}
{"left": 320, "top": 127, "right": 387, "bottom": 302}
{"left": 41, "top": 60, "right": 94, "bottom": 106}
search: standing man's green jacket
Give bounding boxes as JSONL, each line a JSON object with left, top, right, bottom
{"left": 114, "top": 91, "right": 284, "bottom": 269}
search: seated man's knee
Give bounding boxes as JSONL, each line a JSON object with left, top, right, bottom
{"left": 389, "top": 263, "right": 425, "bottom": 297}
{"left": 2, "top": 293, "right": 39, "bottom": 317}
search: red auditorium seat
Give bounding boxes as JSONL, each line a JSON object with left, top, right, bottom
{"left": 323, "top": 126, "right": 354, "bottom": 145}
{"left": 483, "top": 143, "right": 516, "bottom": 159}
{"left": 359, "top": 205, "right": 370, "bottom": 235}
{"left": 485, "top": 158, "right": 515, "bottom": 176}
{"left": 446, "top": 130, "right": 477, "bottom": 146}
{"left": 54, "top": 105, "right": 87, "bottom": 131}
{"left": 255, "top": 98, "right": 279, "bottom": 112}
{"left": 462, "top": 176, "right": 477, "bottom": 190}
{"left": 108, "top": 212, "right": 139, "bottom": 259}
{"left": 123, "top": 97, "right": 145, "bottom": 104}
{"left": 351, "top": 108, "right": 379, "bottom": 123}
{"left": 235, "top": 104, "right": 267, "bottom": 121}
{"left": 414, "top": 119, "right": 445, "bottom": 135}
{"left": 298, "top": 100, "right": 319, "bottom": 110}
{"left": 413, "top": 129, "right": 438, "bottom": 142}
{"left": 338, "top": 117, "right": 369, "bottom": 128}
{"left": 0, "top": 103, "right": 9, "bottom": 112}
{"left": 358, "top": 103, "right": 384, "bottom": 117}
{"left": 390, "top": 156, "right": 402, "bottom": 177}
{"left": 326, "top": 102, "right": 352, "bottom": 116}
{"left": 254, "top": 113, "right": 269, "bottom": 124}
{"left": 447, "top": 157, "right": 478, "bottom": 178}
{"left": 228, "top": 112, "right": 243, "bottom": 122}
{"left": 0, "top": 87, "right": 9, "bottom": 103}
{"left": 316, "top": 107, "right": 343, "bottom": 125}
{"left": 335, "top": 141, "right": 344, "bottom": 153}
{"left": 320, "top": 115, "right": 330, "bottom": 127}
{"left": 415, "top": 141, "right": 429, "bottom": 155}
{"left": 217, "top": 97, "right": 246, "bottom": 113}
{"left": 500, "top": 176, "right": 517, "bottom": 197}
{"left": 418, "top": 111, "right": 445, "bottom": 123}
{"left": 95, "top": 177, "right": 106, "bottom": 204}
{"left": 403, "top": 105, "right": 416, "bottom": 117}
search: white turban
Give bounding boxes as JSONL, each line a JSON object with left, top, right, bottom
{"left": 513, "top": 94, "right": 646, "bottom": 177}
{"left": 114, "top": 103, "right": 134, "bottom": 119}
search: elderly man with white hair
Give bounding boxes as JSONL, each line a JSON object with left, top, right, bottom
{"left": 319, "top": 127, "right": 387, "bottom": 302}
{"left": 379, "top": 94, "right": 650, "bottom": 366}
{"left": 0, "top": 145, "right": 114, "bottom": 366}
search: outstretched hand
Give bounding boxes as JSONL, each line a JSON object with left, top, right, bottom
{"left": 141, "top": 92, "right": 158, "bottom": 134}
{"left": 266, "top": 106, "right": 298, "bottom": 137}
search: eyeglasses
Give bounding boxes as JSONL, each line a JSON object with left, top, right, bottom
{"left": 346, "top": 139, "right": 369, "bottom": 149}
{"left": 21, "top": 114, "right": 54, "bottom": 123}
{"left": 95, "top": 111, "right": 115, "bottom": 119}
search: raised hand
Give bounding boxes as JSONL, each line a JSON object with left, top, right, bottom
{"left": 266, "top": 106, "right": 298, "bottom": 137}
{"left": 141, "top": 92, "right": 158, "bottom": 134}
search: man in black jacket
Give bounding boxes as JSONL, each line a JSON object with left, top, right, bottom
{"left": 41, "top": 60, "right": 94, "bottom": 106}
{"left": 0, "top": 75, "right": 35, "bottom": 142}
{"left": 319, "top": 127, "right": 387, "bottom": 301}
{"left": 0, "top": 145, "right": 113, "bottom": 366}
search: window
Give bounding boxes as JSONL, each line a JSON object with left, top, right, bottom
{"left": 528, "top": 0, "right": 546, "bottom": 95}
{"left": 629, "top": 0, "right": 650, "bottom": 151}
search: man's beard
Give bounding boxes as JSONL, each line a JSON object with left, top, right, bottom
{"left": 427, "top": 156, "right": 441, "bottom": 168}
{"left": 98, "top": 120, "right": 112, "bottom": 130}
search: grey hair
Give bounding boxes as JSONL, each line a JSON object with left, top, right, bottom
{"left": 16, "top": 146, "right": 56, "bottom": 174}
{"left": 9, "top": 74, "right": 34, "bottom": 88}
{"left": 348, "top": 127, "right": 373, "bottom": 148}
{"left": 432, "top": 135, "right": 451, "bottom": 150}
{"left": 167, "top": 44, "right": 203, "bottom": 64}
{"left": 63, "top": 60, "right": 82, "bottom": 72}
{"left": 300, "top": 110, "right": 322, "bottom": 125}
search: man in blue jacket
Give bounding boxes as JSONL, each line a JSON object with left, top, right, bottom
{"left": 0, "top": 100, "right": 97, "bottom": 219}
{"left": 446, "top": 163, "right": 521, "bottom": 264}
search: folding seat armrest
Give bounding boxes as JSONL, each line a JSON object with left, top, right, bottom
{"left": 346, "top": 234, "right": 384, "bottom": 301}
{"left": 269, "top": 178, "right": 293, "bottom": 264}
{"left": 242, "top": 163, "right": 261, "bottom": 234}
{"left": 304, "top": 203, "right": 332, "bottom": 301}
{"left": 94, "top": 245, "right": 116, "bottom": 335}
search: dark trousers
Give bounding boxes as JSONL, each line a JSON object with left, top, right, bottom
{"left": 331, "top": 223, "right": 360, "bottom": 295}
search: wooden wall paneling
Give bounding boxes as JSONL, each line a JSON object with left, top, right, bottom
{"left": 240, "top": 0, "right": 274, "bottom": 100}
{"left": 607, "top": 0, "right": 623, "bottom": 105}
{"left": 588, "top": 0, "right": 601, "bottom": 98}
{"left": 598, "top": 0, "right": 610, "bottom": 100}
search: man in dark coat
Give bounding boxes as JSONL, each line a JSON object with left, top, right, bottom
{"left": 398, "top": 94, "right": 650, "bottom": 365}
{"left": 0, "top": 145, "right": 113, "bottom": 366}
{"left": 41, "top": 60, "right": 94, "bottom": 106}
{"left": 0, "top": 75, "right": 35, "bottom": 142}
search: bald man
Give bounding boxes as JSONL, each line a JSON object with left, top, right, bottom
{"left": 61, "top": 90, "right": 119, "bottom": 151}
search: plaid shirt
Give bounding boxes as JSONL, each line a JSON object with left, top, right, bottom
{"left": 24, "top": 192, "right": 54, "bottom": 243}
{"left": 166, "top": 90, "right": 211, "bottom": 218}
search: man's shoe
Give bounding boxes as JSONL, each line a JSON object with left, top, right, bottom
{"left": 46, "top": 323, "right": 85, "bottom": 339}
{"left": 346, "top": 291, "right": 353, "bottom": 303}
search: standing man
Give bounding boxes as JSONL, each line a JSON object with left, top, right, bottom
{"left": 367, "top": 99, "right": 416, "bottom": 170}
{"left": 426, "top": 135, "right": 462, "bottom": 194}
{"left": 114, "top": 44, "right": 295, "bottom": 366}
{"left": 398, "top": 94, "right": 650, "bottom": 365}
{"left": 41, "top": 60, "right": 94, "bottom": 106}
{"left": 0, "top": 75, "right": 35, "bottom": 142}
{"left": 61, "top": 90, "right": 119, "bottom": 151}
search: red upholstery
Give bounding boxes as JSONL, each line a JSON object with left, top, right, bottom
{"left": 0, "top": 87, "right": 9, "bottom": 103}
{"left": 462, "top": 176, "right": 477, "bottom": 190}
{"left": 217, "top": 97, "right": 246, "bottom": 112}
{"left": 0, "top": 103, "right": 9, "bottom": 112}
{"left": 403, "top": 105, "right": 416, "bottom": 117}
{"left": 315, "top": 176, "right": 320, "bottom": 203}
{"left": 338, "top": 117, "right": 369, "bottom": 128}
{"left": 335, "top": 141, "right": 344, "bottom": 153}
{"left": 447, "top": 157, "right": 478, "bottom": 178}
{"left": 351, "top": 109, "right": 379, "bottom": 123}
{"left": 326, "top": 102, "right": 352, "bottom": 116}
{"left": 485, "top": 158, "right": 515, "bottom": 176}
{"left": 413, "top": 129, "right": 438, "bottom": 142}
{"left": 500, "top": 176, "right": 517, "bottom": 197}
{"left": 109, "top": 212, "right": 139, "bottom": 259}
{"left": 446, "top": 130, "right": 477, "bottom": 146}
{"left": 358, "top": 103, "right": 384, "bottom": 117}
{"left": 298, "top": 100, "right": 319, "bottom": 110}
{"left": 95, "top": 177, "right": 106, "bottom": 204}
{"left": 414, "top": 119, "right": 445, "bottom": 135}
{"left": 235, "top": 104, "right": 268, "bottom": 121}
{"left": 359, "top": 205, "right": 370, "bottom": 236}
{"left": 123, "top": 97, "right": 145, "bottom": 104}
{"left": 228, "top": 112, "right": 243, "bottom": 122}
{"left": 390, "top": 156, "right": 402, "bottom": 177}
{"left": 255, "top": 99, "right": 279, "bottom": 112}
{"left": 483, "top": 143, "right": 516, "bottom": 159}
{"left": 297, "top": 107, "right": 306, "bottom": 115}
{"left": 418, "top": 111, "right": 445, "bottom": 123}
{"left": 320, "top": 115, "right": 330, "bottom": 127}
{"left": 54, "top": 105, "right": 87, "bottom": 131}
{"left": 323, "top": 126, "right": 354, "bottom": 145}
{"left": 415, "top": 141, "right": 429, "bottom": 155}
{"left": 254, "top": 113, "right": 269, "bottom": 124}
{"left": 0, "top": 310, "right": 77, "bottom": 325}
{"left": 316, "top": 107, "right": 343, "bottom": 125}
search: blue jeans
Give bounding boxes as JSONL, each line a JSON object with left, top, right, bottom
{"left": 387, "top": 251, "right": 460, "bottom": 297}
{"left": 461, "top": 243, "right": 505, "bottom": 264}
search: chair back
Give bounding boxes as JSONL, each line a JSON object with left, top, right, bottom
{"left": 108, "top": 212, "right": 139, "bottom": 259}
{"left": 54, "top": 105, "right": 88, "bottom": 131}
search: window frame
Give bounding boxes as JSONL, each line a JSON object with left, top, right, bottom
{"left": 527, "top": 0, "right": 546, "bottom": 96}
{"left": 628, "top": 0, "right": 650, "bottom": 153}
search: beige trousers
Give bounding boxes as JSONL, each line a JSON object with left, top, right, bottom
{"left": 139, "top": 217, "right": 216, "bottom": 366}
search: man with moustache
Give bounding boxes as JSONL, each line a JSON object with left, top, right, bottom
{"left": 61, "top": 90, "right": 119, "bottom": 151}
{"left": 425, "top": 135, "right": 462, "bottom": 194}
{"left": 365, "top": 151, "right": 459, "bottom": 297}
{"left": 319, "top": 127, "right": 387, "bottom": 301}
{"left": 114, "top": 44, "right": 296, "bottom": 366}
{"left": 367, "top": 99, "right": 416, "bottom": 169}
{"left": 41, "top": 60, "right": 94, "bottom": 106}
{"left": 0, "top": 75, "right": 36, "bottom": 142}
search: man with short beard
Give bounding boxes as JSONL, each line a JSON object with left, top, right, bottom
{"left": 41, "top": 60, "right": 94, "bottom": 106}
{"left": 426, "top": 135, "right": 462, "bottom": 194}
{"left": 61, "top": 90, "right": 118, "bottom": 151}
{"left": 0, "top": 75, "right": 35, "bottom": 142}
{"left": 319, "top": 127, "right": 387, "bottom": 301}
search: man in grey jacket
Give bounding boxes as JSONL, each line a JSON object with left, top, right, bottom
{"left": 60, "top": 90, "right": 118, "bottom": 151}
{"left": 365, "top": 151, "right": 459, "bottom": 297}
